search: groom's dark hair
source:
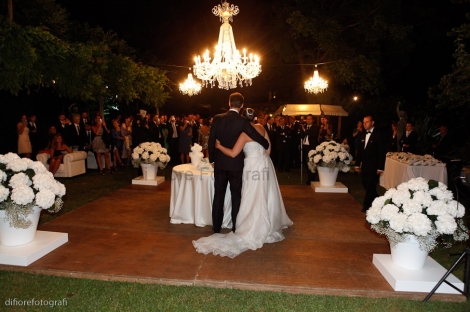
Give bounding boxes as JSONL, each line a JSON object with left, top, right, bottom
{"left": 229, "top": 92, "right": 244, "bottom": 108}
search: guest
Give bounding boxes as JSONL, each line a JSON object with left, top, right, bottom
{"left": 38, "top": 125, "right": 58, "bottom": 153}
{"left": 276, "top": 116, "right": 291, "bottom": 172}
{"left": 17, "top": 115, "right": 32, "bottom": 159}
{"left": 179, "top": 117, "right": 192, "bottom": 164}
{"left": 342, "top": 138, "right": 351, "bottom": 153}
{"left": 432, "top": 125, "right": 452, "bottom": 162}
{"left": 388, "top": 122, "right": 398, "bottom": 152}
{"left": 66, "top": 115, "right": 87, "bottom": 151}
{"left": 92, "top": 115, "right": 113, "bottom": 175}
{"left": 49, "top": 134, "right": 73, "bottom": 175}
{"left": 198, "top": 118, "right": 211, "bottom": 158}
{"left": 111, "top": 119, "right": 125, "bottom": 168}
{"left": 27, "top": 114, "right": 39, "bottom": 160}
{"left": 167, "top": 115, "right": 180, "bottom": 163}
{"left": 301, "top": 114, "right": 320, "bottom": 184}
{"left": 318, "top": 116, "right": 333, "bottom": 143}
{"left": 56, "top": 112, "right": 71, "bottom": 136}
{"left": 351, "top": 121, "right": 364, "bottom": 159}
{"left": 80, "top": 111, "right": 89, "bottom": 128}
{"left": 354, "top": 115, "right": 387, "bottom": 213}
{"left": 121, "top": 116, "right": 132, "bottom": 165}
{"left": 399, "top": 121, "right": 418, "bottom": 154}
{"left": 265, "top": 116, "right": 278, "bottom": 167}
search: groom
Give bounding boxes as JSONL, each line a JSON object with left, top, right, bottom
{"left": 208, "top": 92, "right": 270, "bottom": 233}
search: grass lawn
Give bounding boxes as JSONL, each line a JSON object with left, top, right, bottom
{"left": 1, "top": 164, "right": 469, "bottom": 311}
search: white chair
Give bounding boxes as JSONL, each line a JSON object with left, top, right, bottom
{"left": 36, "top": 151, "right": 87, "bottom": 178}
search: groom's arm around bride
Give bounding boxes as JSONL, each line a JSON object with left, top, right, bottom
{"left": 208, "top": 92, "right": 269, "bottom": 233}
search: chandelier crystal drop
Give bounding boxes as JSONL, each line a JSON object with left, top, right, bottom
{"left": 179, "top": 73, "right": 202, "bottom": 97}
{"left": 304, "top": 66, "right": 328, "bottom": 94}
{"left": 193, "top": 1, "right": 261, "bottom": 90}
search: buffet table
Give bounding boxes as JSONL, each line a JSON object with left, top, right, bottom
{"left": 379, "top": 157, "right": 447, "bottom": 189}
{"left": 169, "top": 164, "right": 232, "bottom": 228}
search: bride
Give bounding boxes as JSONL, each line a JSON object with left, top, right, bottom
{"left": 193, "top": 108, "right": 293, "bottom": 258}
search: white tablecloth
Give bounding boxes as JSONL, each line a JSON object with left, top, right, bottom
{"left": 169, "top": 164, "right": 232, "bottom": 228}
{"left": 379, "top": 158, "right": 447, "bottom": 189}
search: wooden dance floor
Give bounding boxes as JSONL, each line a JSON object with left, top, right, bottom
{"left": 0, "top": 182, "right": 464, "bottom": 302}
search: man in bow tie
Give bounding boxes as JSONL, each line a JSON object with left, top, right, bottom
{"left": 301, "top": 114, "right": 320, "bottom": 185}
{"left": 354, "top": 115, "right": 386, "bottom": 213}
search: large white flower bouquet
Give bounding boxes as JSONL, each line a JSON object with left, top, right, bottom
{"left": 366, "top": 177, "right": 468, "bottom": 252}
{"left": 0, "top": 153, "right": 65, "bottom": 228}
{"left": 307, "top": 140, "right": 353, "bottom": 173}
{"left": 131, "top": 142, "right": 170, "bottom": 169}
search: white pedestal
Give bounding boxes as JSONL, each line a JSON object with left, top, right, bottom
{"left": 373, "top": 254, "right": 464, "bottom": 294}
{"left": 311, "top": 182, "right": 348, "bottom": 193}
{"left": 0, "top": 231, "right": 68, "bottom": 266}
{"left": 132, "top": 176, "right": 165, "bottom": 186}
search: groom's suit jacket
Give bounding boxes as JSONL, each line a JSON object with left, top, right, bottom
{"left": 355, "top": 128, "right": 386, "bottom": 174}
{"left": 208, "top": 110, "right": 269, "bottom": 171}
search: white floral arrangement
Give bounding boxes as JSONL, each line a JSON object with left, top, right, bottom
{"left": 132, "top": 142, "right": 170, "bottom": 169}
{"left": 366, "top": 177, "right": 468, "bottom": 252}
{"left": 386, "top": 152, "right": 445, "bottom": 166}
{"left": 189, "top": 143, "right": 204, "bottom": 159}
{"left": 197, "top": 158, "right": 214, "bottom": 172}
{"left": 307, "top": 140, "right": 353, "bottom": 173}
{"left": 0, "top": 153, "right": 65, "bottom": 229}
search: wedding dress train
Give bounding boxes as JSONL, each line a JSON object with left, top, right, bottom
{"left": 193, "top": 142, "right": 293, "bottom": 258}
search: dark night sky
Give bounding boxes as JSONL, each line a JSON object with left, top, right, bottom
{"left": 56, "top": 0, "right": 279, "bottom": 112}
{"left": 54, "top": 0, "right": 470, "bottom": 116}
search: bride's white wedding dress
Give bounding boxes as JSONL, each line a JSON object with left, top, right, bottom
{"left": 193, "top": 141, "right": 293, "bottom": 258}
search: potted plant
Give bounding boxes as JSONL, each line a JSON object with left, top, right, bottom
{"left": 131, "top": 142, "right": 170, "bottom": 180}
{"left": 307, "top": 140, "right": 353, "bottom": 186}
{"left": 0, "top": 153, "right": 65, "bottom": 246}
{"left": 366, "top": 177, "right": 468, "bottom": 270}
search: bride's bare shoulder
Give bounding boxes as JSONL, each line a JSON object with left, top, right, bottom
{"left": 253, "top": 123, "right": 266, "bottom": 135}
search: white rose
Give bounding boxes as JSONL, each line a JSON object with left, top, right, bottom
{"left": 161, "top": 148, "right": 167, "bottom": 154}
{"left": 366, "top": 207, "right": 382, "bottom": 224}
{"left": 141, "top": 151, "right": 149, "bottom": 160}
{"left": 149, "top": 154, "right": 158, "bottom": 162}
{"left": 426, "top": 200, "right": 448, "bottom": 216}
{"left": 411, "top": 190, "right": 433, "bottom": 208}
{"left": 133, "top": 147, "right": 143, "bottom": 154}
{"left": 380, "top": 204, "right": 399, "bottom": 221}
{"left": 389, "top": 213, "right": 408, "bottom": 233}
{"left": 401, "top": 199, "right": 423, "bottom": 215}
{"left": 28, "top": 161, "right": 48, "bottom": 174}
{"left": 6, "top": 158, "right": 29, "bottom": 172}
{"left": 308, "top": 150, "right": 316, "bottom": 158}
{"left": 0, "top": 152, "right": 20, "bottom": 164}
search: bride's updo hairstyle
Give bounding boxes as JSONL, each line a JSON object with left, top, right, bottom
{"left": 244, "top": 108, "right": 255, "bottom": 121}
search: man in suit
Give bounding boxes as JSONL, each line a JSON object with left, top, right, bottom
{"left": 208, "top": 92, "right": 269, "bottom": 233}
{"left": 264, "top": 116, "right": 277, "bottom": 166}
{"left": 301, "top": 114, "right": 320, "bottom": 185}
{"left": 66, "top": 115, "right": 87, "bottom": 150}
{"left": 80, "top": 111, "right": 89, "bottom": 128}
{"left": 27, "top": 114, "right": 39, "bottom": 160}
{"left": 276, "top": 116, "right": 292, "bottom": 172}
{"left": 149, "top": 114, "right": 164, "bottom": 145}
{"left": 354, "top": 115, "right": 386, "bottom": 213}
{"left": 56, "top": 112, "right": 71, "bottom": 136}
{"left": 167, "top": 115, "right": 180, "bottom": 164}
{"left": 432, "top": 125, "right": 452, "bottom": 162}
{"left": 399, "top": 121, "right": 418, "bottom": 153}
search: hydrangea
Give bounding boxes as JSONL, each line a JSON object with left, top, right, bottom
{"left": 11, "top": 184, "right": 35, "bottom": 205}
{"left": 131, "top": 142, "right": 171, "bottom": 169}
{"left": 308, "top": 140, "right": 352, "bottom": 173}
{"left": 0, "top": 184, "right": 9, "bottom": 202}
{"left": 6, "top": 158, "right": 29, "bottom": 172}
{"left": 367, "top": 177, "right": 468, "bottom": 253}
{"left": 9, "top": 172, "right": 32, "bottom": 188}
{"left": 0, "top": 152, "right": 20, "bottom": 164}
{"left": 35, "top": 189, "right": 56, "bottom": 209}
{"left": 0, "top": 170, "right": 7, "bottom": 183}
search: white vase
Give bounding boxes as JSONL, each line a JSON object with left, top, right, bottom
{"left": 317, "top": 167, "right": 339, "bottom": 186}
{"left": 0, "top": 206, "right": 41, "bottom": 246}
{"left": 190, "top": 154, "right": 202, "bottom": 167}
{"left": 141, "top": 163, "right": 158, "bottom": 180}
{"left": 390, "top": 235, "right": 428, "bottom": 270}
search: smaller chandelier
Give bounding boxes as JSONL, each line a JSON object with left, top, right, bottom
{"left": 179, "top": 73, "right": 202, "bottom": 96}
{"left": 304, "top": 65, "right": 328, "bottom": 94}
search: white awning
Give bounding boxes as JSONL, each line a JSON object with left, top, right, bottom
{"left": 273, "top": 104, "right": 348, "bottom": 117}
{"left": 320, "top": 105, "right": 348, "bottom": 116}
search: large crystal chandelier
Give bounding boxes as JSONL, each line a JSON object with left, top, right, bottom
{"left": 179, "top": 73, "right": 201, "bottom": 97}
{"left": 193, "top": 1, "right": 261, "bottom": 90}
{"left": 304, "top": 65, "right": 328, "bottom": 94}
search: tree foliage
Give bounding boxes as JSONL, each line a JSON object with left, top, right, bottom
{"left": 0, "top": 1, "right": 169, "bottom": 109}
{"left": 272, "top": 0, "right": 413, "bottom": 94}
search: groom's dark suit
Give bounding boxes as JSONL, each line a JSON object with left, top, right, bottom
{"left": 208, "top": 110, "right": 269, "bottom": 233}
